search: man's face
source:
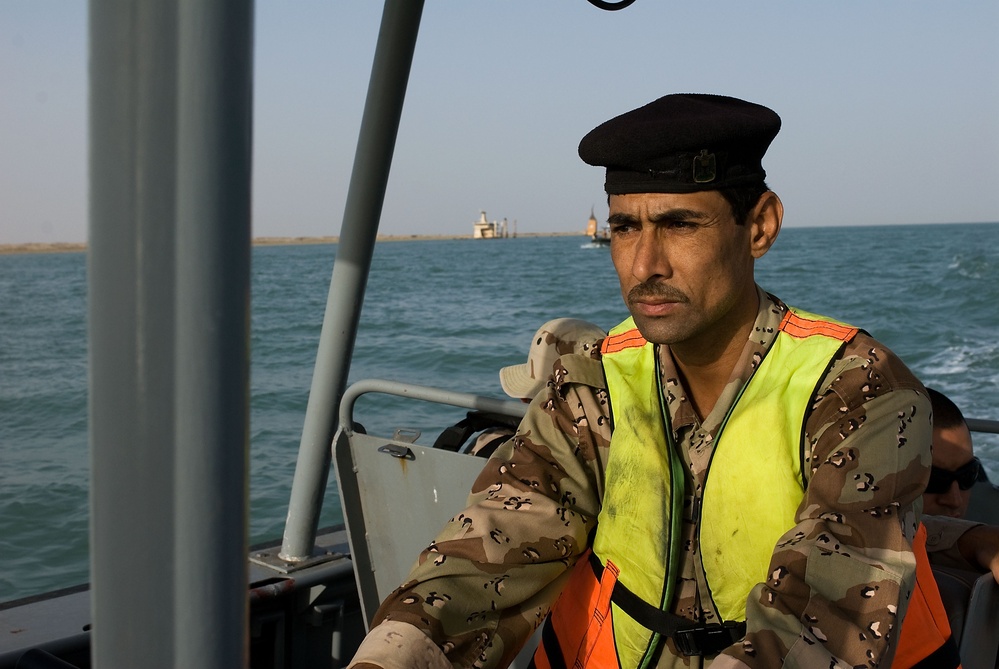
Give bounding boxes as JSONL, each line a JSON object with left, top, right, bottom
{"left": 922, "top": 422, "right": 976, "bottom": 518}
{"left": 608, "top": 191, "right": 761, "bottom": 349}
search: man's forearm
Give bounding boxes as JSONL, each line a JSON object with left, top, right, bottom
{"left": 347, "top": 620, "right": 451, "bottom": 669}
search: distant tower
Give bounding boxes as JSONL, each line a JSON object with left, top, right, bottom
{"left": 586, "top": 207, "right": 598, "bottom": 237}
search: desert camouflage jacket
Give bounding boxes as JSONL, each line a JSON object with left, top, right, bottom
{"left": 348, "top": 290, "right": 932, "bottom": 669}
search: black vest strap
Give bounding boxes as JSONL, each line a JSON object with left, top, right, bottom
{"left": 587, "top": 552, "right": 746, "bottom": 656}
{"left": 532, "top": 618, "right": 570, "bottom": 669}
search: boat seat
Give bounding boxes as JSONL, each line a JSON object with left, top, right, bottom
{"left": 334, "top": 425, "right": 490, "bottom": 624}
{"left": 334, "top": 379, "right": 538, "bottom": 666}
{"left": 934, "top": 566, "right": 999, "bottom": 669}
{"left": 333, "top": 380, "right": 528, "bottom": 624}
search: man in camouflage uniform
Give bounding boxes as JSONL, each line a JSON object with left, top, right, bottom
{"left": 347, "top": 94, "right": 932, "bottom": 668}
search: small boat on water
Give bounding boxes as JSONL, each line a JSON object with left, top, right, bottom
{"left": 1, "top": 2, "right": 997, "bottom": 669}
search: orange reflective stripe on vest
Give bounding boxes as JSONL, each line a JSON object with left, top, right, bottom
{"left": 778, "top": 308, "right": 859, "bottom": 341}
{"left": 894, "top": 523, "right": 962, "bottom": 669}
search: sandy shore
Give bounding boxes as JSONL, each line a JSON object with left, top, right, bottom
{"left": 0, "top": 231, "right": 581, "bottom": 255}
{"left": 0, "top": 242, "right": 88, "bottom": 255}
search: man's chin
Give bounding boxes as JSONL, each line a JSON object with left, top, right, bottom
{"left": 631, "top": 315, "right": 681, "bottom": 346}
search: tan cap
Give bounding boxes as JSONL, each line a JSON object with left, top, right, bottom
{"left": 499, "top": 318, "right": 606, "bottom": 400}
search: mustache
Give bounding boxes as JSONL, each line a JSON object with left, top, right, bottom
{"left": 627, "top": 282, "right": 688, "bottom": 304}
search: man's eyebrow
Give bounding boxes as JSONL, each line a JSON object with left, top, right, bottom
{"left": 607, "top": 212, "right": 638, "bottom": 226}
{"left": 607, "top": 208, "right": 709, "bottom": 226}
{"left": 647, "top": 208, "right": 709, "bottom": 223}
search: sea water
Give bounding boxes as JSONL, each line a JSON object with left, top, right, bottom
{"left": 1, "top": 222, "right": 997, "bottom": 601}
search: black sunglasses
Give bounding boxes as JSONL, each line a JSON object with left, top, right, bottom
{"left": 925, "top": 457, "right": 982, "bottom": 495}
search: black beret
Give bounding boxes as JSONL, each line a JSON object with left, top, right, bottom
{"left": 578, "top": 93, "right": 781, "bottom": 194}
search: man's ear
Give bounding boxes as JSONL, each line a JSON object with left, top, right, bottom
{"left": 749, "top": 191, "right": 783, "bottom": 259}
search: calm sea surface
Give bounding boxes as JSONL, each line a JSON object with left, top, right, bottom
{"left": 1, "top": 222, "right": 998, "bottom": 602}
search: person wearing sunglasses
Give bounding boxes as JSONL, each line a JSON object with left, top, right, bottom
{"left": 923, "top": 388, "right": 984, "bottom": 518}
{"left": 922, "top": 388, "right": 999, "bottom": 583}
{"left": 924, "top": 458, "right": 983, "bottom": 517}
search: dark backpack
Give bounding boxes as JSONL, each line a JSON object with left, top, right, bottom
{"left": 432, "top": 410, "right": 522, "bottom": 457}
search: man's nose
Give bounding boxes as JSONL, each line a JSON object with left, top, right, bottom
{"left": 939, "top": 481, "right": 963, "bottom": 507}
{"left": 632, "top": 230, "right": 671, "bottom": 283}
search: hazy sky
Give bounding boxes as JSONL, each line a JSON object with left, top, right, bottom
{"left": 2, "top": 1, "right": 998, "bottom": 244}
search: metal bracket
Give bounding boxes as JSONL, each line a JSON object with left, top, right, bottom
{"left": 378, "top": 443, "right": 415, "bottom": 460}
{"left": 250, "top": 544, "right": 346, "bottom": 574}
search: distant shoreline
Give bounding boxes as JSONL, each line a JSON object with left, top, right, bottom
{"left": 0, "top": 231, "right": 582, "bottom": 255}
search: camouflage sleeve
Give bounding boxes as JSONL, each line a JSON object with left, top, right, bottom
{"left": 349, "top": 353, "right": 612, "bottom": 669}
{"left": 723, "top": 335, "right": 932, "bottom": 668}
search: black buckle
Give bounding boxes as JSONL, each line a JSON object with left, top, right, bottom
{"left": 673, "top": 621, "right": 746, "bottom": 656}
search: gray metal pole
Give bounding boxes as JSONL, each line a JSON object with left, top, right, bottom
{"left": 89, "top": 2, "right": 179, "bottom": 667}
{"left": 281, "top": 0, "right": 426, "bottom": 562}
{"left": 89, "top": 0, "right": 253, "bottom": 667}
{"left": 173, "top": 0, "right": 254, "bottom": 667}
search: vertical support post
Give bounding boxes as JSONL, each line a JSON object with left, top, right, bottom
{"left": 89, "top": 2, "right": 179, "bottom": 666}
{"left": 280, "top": 0, "right": 426, "bottom": 562}
{"left": 89, "top": 0, "right": 254, "bottom": 666}
{"left": 173, "top": 0, "right": 254, "bottom": 666}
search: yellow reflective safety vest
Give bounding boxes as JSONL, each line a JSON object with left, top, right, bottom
{"left": 533, "top": 308, "right": 958, "bottom": 669}
{"left": 536, "top": 308, "right": 853, "bottom": 669}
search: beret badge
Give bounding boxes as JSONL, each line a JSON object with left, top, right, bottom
{"left": 693, "top": 150, "right": 717, "bottom": 184}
